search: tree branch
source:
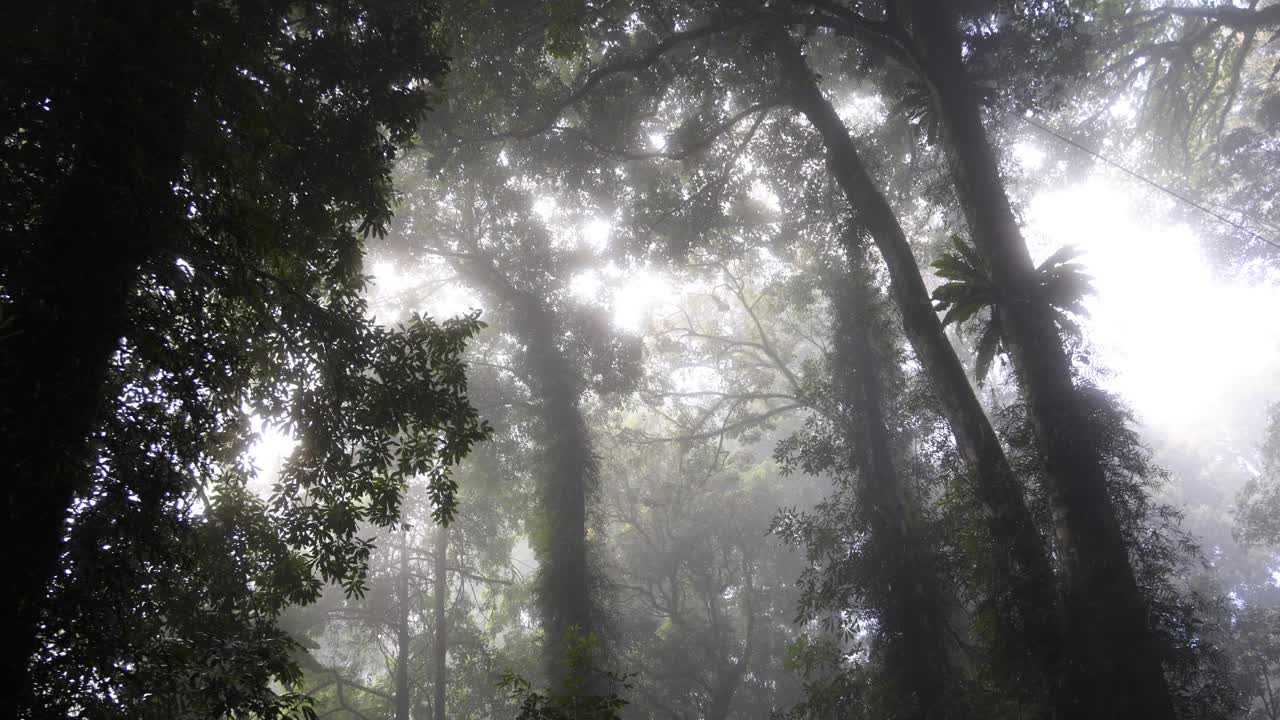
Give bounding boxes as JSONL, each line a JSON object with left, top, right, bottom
{"left": 624, "top": 402, "right": 805, "bottom": 444}
{"left": 549, "top": 101, "right": 778, "bottom": 161}
{"left": 472, "top": 19, "right": 749, "bottom": 142}
{"left": 1155, "top": 3, "right": 1280, "bottom": 30}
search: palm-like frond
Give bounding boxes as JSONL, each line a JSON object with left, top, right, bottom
{"left": 932, "top": 235, "right": 993, "bottom": 326}
{"left": 1037, "top": 245, "right": 1095, "bottom": 325}
{"left": 889, "top": 80, "right": 941, "bottom": 145}
{"left": 932, "top": 237, "right": 1094, "bottom": 383}
{"left": 973, "top": 320, "right": 1004, "bottom": 386}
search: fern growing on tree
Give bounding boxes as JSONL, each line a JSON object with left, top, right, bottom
{"left": 932, "top": 236, "right": 1094, "bottom": 383}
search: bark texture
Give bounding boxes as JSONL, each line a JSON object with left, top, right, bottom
{"left": 896, "top": 4, "right": 1176, "bottom": 718}
{"left": 772, "top": 32, "right": 1063, "bottom": 709}
{"left": 828, "top": 263, "right": 960, "bottom": 718}
{"left": 432, "top": 524, "right": 449, "bottom": 720}
{"left": 521, "top": 302, "right": 598, "bottom": 679}
{"left": 451, "top": 243, "right": 599, "bottom": 685}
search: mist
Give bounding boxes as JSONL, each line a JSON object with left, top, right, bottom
{"left": 6, "top": 2, "right": 1280, "bottom": 719}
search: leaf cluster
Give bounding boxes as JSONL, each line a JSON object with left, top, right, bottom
{"left": 498, "top": 631, "right": 633, "bottom": 720}
{"left": 932, "top": 236, "right": 1093, "bottom": 382}
{"left": 8, "top": 1, "right": 496, "bottom": 716}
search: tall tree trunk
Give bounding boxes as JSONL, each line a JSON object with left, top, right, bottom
{"left": 522, "top": 313, "right": 598, "bottom": 682}
{"left": 771, "top": 33, "right": 1062, "bottom": 708}
{"left": 449, "top": 239, "right": 598, "bottom": 685}
{"left": 395, "top": 532, "right": 412, "bottom": 720}
{"left": 895, "top": 5, "right": 1176, "bottom": 719}
{"left": 2, "top": 2, "right": 188, "bottom": 711}
{"left": 706, "top": 661, "right": 745, "bottom": 720}
{"left": 827, "top": 258, "right": 959, "bottom": 718}
{"left": 432, "top": 524, "right": 449, "bottom": 720}
{"left": 706, "top": 547, "right": 757, "bottom": 720}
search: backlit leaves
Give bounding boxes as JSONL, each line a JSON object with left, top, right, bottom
{"left": 932, "top": 236, "right": 1093, "bottom": 382}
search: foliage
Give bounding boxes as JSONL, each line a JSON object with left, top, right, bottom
{"left": 7, "top": 0, "right": 1278, "bottom": 717}
{"left": 3, "top": 1, "right": 497, "bottom": 716}
{"left": 289, "top": 462, "right": 525, "bottom": 720}
{"left": 997, "top": 383, "right": 1244, "bottom": 719}
{"left": 932, "top": 236, "right": 1094, "bottom": 382}
{"left": 1237, "top": 477, "right": 1280, "bottom": 549}
{"left": 1236, "top": 404, "right": 1280, "bottom": 548}
{"left": 1233, "top": 604, "right": 1280, "bottom": 720}
{"left": 1065, "top": 0, "right": 1280, "bottom": 268}
{"left": 36, "top": 306, "right": 490, "bottom": 718}
{"left": 774, "top": 633, "right": 876, "bottom": 720}
{"left": 498, "top": 632, "right": 633, "bottom": 720}
{"left": 771, "top": 252, "right": 970, "bottom": 717}
{"left": 602, "top": 430, "right": 809, "bottom": 719}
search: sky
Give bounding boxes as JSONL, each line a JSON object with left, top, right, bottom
{"left": 1023, "top": 173, "right": 1280, "bottom": 454}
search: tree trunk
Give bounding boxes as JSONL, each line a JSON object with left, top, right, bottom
{"left": 3, "top": 2, "right": 188, "bottom": 712}
{"left": 827, "top": 259, "right": 959, "bottom": 718}
{"left": 706, "top": 548, "right": 757, "bottom": 720}
{"left": 432, "top": 524, "right": 449, "bottom": 720}
{"left": 706, "top": 663, "right": 745, "bottom": 720}
{"left": 771, "top": 33, "right": 1062, "bottom": 708}
{"left": 895, "top": 5, "right": 1176, "bottom": 718}
{"left": 395, "top": 532, "right": 413, "bottom": 720}
{"left": 448, "top": 240, "right": 598, "bottom": 685}
{"left": 522, "top": 315, "right": 598, "bottom": 682}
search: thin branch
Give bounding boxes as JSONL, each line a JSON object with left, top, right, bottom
{"left": 644, "top": 390, "right": 799, "bottom": 402}
{"left": 550, "top": 101, "right": 777, "bottom": 161}
{"left": 723, "top": 265, "right": 807, "bottom": 399}
{"left": 1154, "top": 3, "right": 1280, "bottom": 30}
{"left": 452, "top": 565, "right": 516, "bottom": 587}
{"left": 472, "top": 19, "right": 750, "bottom": 141}
{"left": 625, "top": 402, "right": 805, "bottom": 444}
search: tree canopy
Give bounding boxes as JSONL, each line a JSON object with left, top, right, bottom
{"left": 6, "top": 1, "right": 1280, "bottom": 719}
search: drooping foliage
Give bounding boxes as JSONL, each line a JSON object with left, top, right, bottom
{"left": 772, "top": 245, "right": 970, "bottom": 718}
{"left": 1065, "top": 0, "right": 1280, "bottom": 269}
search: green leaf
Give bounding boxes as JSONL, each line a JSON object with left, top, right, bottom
{"left": 974, "top": 323, "right": 1002, "bottom": 384}
{"left": 940, "top": 298, "right": 984, "bottom": 328}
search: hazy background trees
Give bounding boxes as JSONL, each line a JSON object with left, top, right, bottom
{"left": 6, "top": 1, "right": 1280, "bottom": 718}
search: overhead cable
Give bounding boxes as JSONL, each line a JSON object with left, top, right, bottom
{"left": 1012, "top": 110, "right": 1280, "bottom": 253}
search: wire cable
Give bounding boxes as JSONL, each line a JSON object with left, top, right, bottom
{"left": 1012, "top": 110, "right": 1280, "bottom": 253}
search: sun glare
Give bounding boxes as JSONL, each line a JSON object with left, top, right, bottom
{"left": 582, "top": 218, "right": 611, "bottom": 250}
{"left": 613, "top": 269, "right": 673, "bottom": 333}
{"left": 1027, "top": 179, "right": 1280, "bottom": 439}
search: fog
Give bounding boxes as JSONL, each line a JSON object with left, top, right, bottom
{"left": 7, "top": 2, "right": 1280, "bottom": 719}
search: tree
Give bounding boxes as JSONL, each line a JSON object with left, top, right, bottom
{"left": 2, "top": 2, "right": 492, "bottom": 715}
{"left": 603, "top": 400, "right": 811, "bottom": 719}
{"left": 388, "top": 130, "right": 642, "bottom": 682}
{"left": 1081, "top": 0, "right": 1280, "bottom": 271}
{"left": 621, "top": 240, "right": 969, "bottom": 715}
{"left": 10, "top": 0, "right": 1276, "bottom": 717}
{"left": 498, "top": 632, "right": 633, "bottom": 720}
{"left": 290, "top": 461, "right": 524, "bottom": 720}
{"left": 1235, "top": 605, "right": 1280, "bottom": 720}
{"left": 932, "top": 237, "right": 1094, "bottom": 383}
{"left": 1237, "top": 405, "right": 1280, "bottom": 548}
{"left": 432, "top": 523, "right": 450, "bottom": 720}
{"left": 890, "top": 4, "right": 1177, "bottom": 715}
{"left": 774, "top": 241, "right": 967, "bottom": 718}
{"left": 766, "top": 28, "right": 1065, "bottom": 709}
{"left": 425, "top": 3, "right": 1069, "bottom": 708}
{"left": 433, "top": 8, "right": 1071, "bottom": 703}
